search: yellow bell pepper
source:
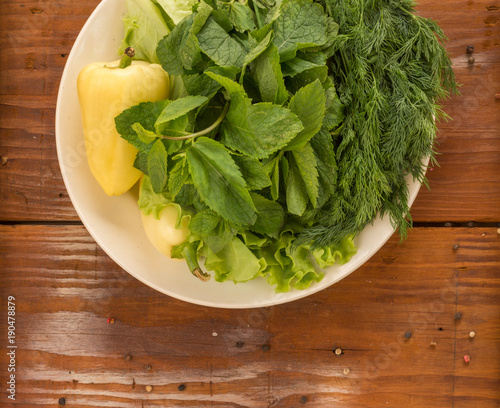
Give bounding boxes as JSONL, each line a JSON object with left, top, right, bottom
{"left": 141, "top": 205, "right": 190, "bottom": 258}
{"left": 77, "top": 51, "right": 169, "bottom": 196}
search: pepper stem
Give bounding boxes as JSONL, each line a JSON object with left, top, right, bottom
{"left": 181, "top": 242, "right": 211, "bottom": 282}
{"left": 118, "top": 47, "right": 135, "bottom": 69}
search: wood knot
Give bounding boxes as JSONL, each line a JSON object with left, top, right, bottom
{"left": 382, "top": 254, "right": 396, "bottom": 264}
{"left": 25, "top": 53, "right": 36, "bottom": 70}
{"left": 30, "top": 7, "right": 43, "bottom": 14}
{"left": 484, "top": 16, "right": 498, "bottom": 26}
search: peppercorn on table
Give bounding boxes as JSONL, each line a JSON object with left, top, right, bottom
{"left": 0, "top": 0, "right": 499, "bottom": 407}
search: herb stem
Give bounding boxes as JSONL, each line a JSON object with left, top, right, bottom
{"left": 160, "top": 102, "right": 229, "bottom": 141}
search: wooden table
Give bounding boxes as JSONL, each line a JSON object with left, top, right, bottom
{"left": 1, "top": 0, "right": 499, "bottom": 406}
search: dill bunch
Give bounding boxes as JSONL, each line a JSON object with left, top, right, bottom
{"left": 299, "top": 0, "right": 459, "bottom": 247}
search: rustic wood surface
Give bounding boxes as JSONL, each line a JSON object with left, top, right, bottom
{"left": 0, "top": 0, "right": 499, "bottom": 407}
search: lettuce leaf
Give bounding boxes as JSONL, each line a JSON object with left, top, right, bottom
{"left": 119, "top": 0, "right": 171, "bottom": 63}
{"left": 155, "top": 0, "right": 199, "bottom": 25}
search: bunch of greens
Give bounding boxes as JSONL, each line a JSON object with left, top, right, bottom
{"left": 115, "top": 0, "right": 456, "bottom": 291}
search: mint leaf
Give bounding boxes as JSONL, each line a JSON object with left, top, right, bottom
{"left": 189, "top": 208, "right": 220, "bottom": 235}
{"left": 156, "top": 2, "right": 212, "bottom": 75}
{"left": 197, "top": 17, "right": 247, "bottom": 67}
{"left": 323, "top": 83, "right": 345, "bottom": 131}
{"left": 285, "top": 154, "right": 308, "bottom": 216}
{"left": 304, "top": 16, "right": 339, "bottom": 58}
{"left": 284, "top": 144, "right": 320, "bottom": 216}
{"left": 189, "top": 209, "right": 237, "bottom": 253}
{"left": 148, "top": 139, "right": 168, "bottom": 193}
{"left": 272, "top": 0, "right": 328, "bottom": 62}
{"left": 204, "top": 71, "right": 247, "bottom": 95}
{"left": 229, "top": 1, "right": 256, "bottom": 32}
{"left": 286, "top": 79, "right": 326, "bottom": 149}
{"left": 210, "top": 9, "right": 234, "bottom": 32}
{"left": 250, "top": 192, "right": 285, "bottom": 237}
{"left": 240, "top": 29, "right": 274, "bottom": 84}
{"left": 310, "top": 128, "right": 336, "bottom": 207}
{"left": 186, "top": 137, "right": 256, "bottom": 226}
{"left": 168, "top": 155, "right": 190, "bottom": 199}
{"left": 116, "top": 100, "right": 168, "bottom": 151}
{"left": 133, "top": 150, "right": 149, "bottom": 175}
{"left": 131, "top": 122, "right": 157, "bottom": 144}
{"left": 281, "top": 51, "right": 327, "bottom": 77}
{"left": 263, "top": 152, "right": 282, "bottom": 200}
{"left": 155, "top": 95, "right": 208, "bottom": 133}
{"left": 252, "top": 42, "right": 288, "bottom": 104}
{"left": 221, "top": 92, "right": 303, "bottom": 159}
{"left": 285, "top": 65, "right": 328, "bottom": 93}
{"left": 246, "top": 30, "right": 274, "bottom": 60}
{"left": 232, "top": 154, "right": 272, "bottom": 190}
{"left": 291, "top": 143, "right": 319, "bottom": 208}
{"left": 182, "top": 73, "right": 222, "bottom": 99}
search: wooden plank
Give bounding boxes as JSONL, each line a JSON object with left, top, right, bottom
{"left": 0, "top": 0, "right": 499, "bottom": 222}
{"left": 0, "top": 225, "right": 498, "bottom": 406}
{"left": 0, "top": 1, "right": 92, "bottom": 222}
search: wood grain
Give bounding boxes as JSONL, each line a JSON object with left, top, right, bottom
{"left": 0, "top": 225, "right": 499, "bottom": 407}
{"left": 0, "top": 0, "right": 498, "bottom": 222}
{"left": 0, "top": 0, "right": 499, "bottom": 407}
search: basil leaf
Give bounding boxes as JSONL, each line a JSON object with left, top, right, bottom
{"left": 186, "top": 137, "right": 256, "bottom": 226}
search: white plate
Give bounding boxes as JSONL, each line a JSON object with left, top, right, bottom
{"left": 56, "top": 0, "right": 424, "bottom": 309}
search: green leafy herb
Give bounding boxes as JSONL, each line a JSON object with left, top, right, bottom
{"left": 297, "top": 0, "right": 458, "bottom": 247}
{"left": 286, "top": 79, "right": 326, "bottom": 149}
{"left": 186, "top": 137, "right": 257, "bottom": 226}
{"left": 117, "top": 0, "right": 456, "bottom": 292}
{"left": 147, "top": 139, "right": 169, "bottom": 193}
{"left": 221, "top": 92, "right": 303, "bottom": 158}
{"left": 271, "top": 0, "right": 328, "bottom": 62}
{"left": 197, "top": 17, "right": 247, "bottom": 67}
